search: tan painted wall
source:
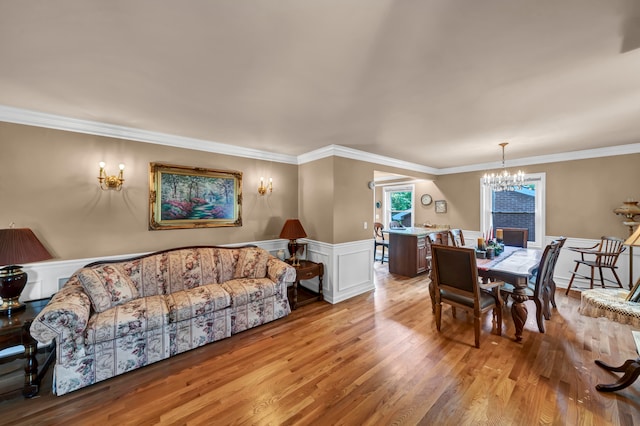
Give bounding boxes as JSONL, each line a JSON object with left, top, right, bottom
{"left": 298, "top": 157, "right": 334, "bottom": 243}
{"left": 0, "top": 122, "right": 298, "bottom": 260}
{"left": 436, "top": 154, "right": 640, "bottom": 239}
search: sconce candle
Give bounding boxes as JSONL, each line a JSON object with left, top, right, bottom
{"left": 258, "top": 176, "right": 273, "bottom": 195}
{"left": 98, "top": 162, "right": 125, "bottom": 191}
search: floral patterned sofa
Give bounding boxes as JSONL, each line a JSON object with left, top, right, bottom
{"left": 30, "top": 245, "right": 296, "bottom": 396}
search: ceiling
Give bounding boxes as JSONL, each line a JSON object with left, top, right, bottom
{"left": 1, "top": 1, "right": 640, "bottom": 170}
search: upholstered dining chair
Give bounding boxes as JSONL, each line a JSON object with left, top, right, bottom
{"left": 427, "top": 232, "right": 445, "bottom": 245}
{"left": 501, "top": 228, "right": 528, "bottom": 248}
{"left": 373, "top": 222, "right": 389, "bottom": 264}
{"left": 500, "top": 240, "right": 559, "bottom": 333}
{"left": 565, "top": 236, "right": 626, "bottom": 294}
{"left": 449, "top": 229, "right": 465, "bottom": 247}
{"left": 430, "top": 244, "right": 503, "bottom": 348}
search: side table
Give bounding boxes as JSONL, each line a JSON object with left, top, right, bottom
{"left": 0, "top": 298, "right": 55, "bottom": 398}
{"left": 287, "top": 260, "right": 324, "bottom": 310}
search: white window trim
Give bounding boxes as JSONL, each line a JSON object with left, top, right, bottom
{"left": 480, "top": 173, "right": 546, "bottom": 249}
{"left": 383, "top": 184, "right": 415, "bottom": 228}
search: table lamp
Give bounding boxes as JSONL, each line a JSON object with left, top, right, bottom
{"left": 279, "top": 219, "right": 307, "bottom": 266}
{"left": 0, "top": 227, "right": 53, "bottom": 315}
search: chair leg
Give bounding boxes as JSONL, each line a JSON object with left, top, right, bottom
{"left": 590, "top": 266, "right": 596, "bottom": 289}
{"left": 611, "top": 268, "right": 623, "bottom": 288}
{"left": 381, "top": 245, "right": 386, "bottom": 264}
{"left": 598, "top": 266, "right": 605, "bottom": 289}
{"left": 534, "top": 297, "right": 545, "bottom": 333}
{"left": 566, "top": 262, "right": 581, "bottom": 295}
{"left": 474, "top": 314, "right": 480, "bottom": 348}
{"left": 435, "top": 302, "right": 442, "bottom": 331}
{"left": 494, "top": 306, "right": 502, "bottom": 336}
{"left": 549, "top": 278, "right": 557, "bottom": 308}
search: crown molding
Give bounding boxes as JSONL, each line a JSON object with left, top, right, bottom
{"left": 2, "top": 104, "right": 640, "bottom": 173}
{"left": 297, "top": 144, "right": 439, "bottom": 175}
{"left": 438, "top": 143, "right": 640, "bottom": 175}
{"left": 0, "top": 104, "right": 298, "bottom": 165}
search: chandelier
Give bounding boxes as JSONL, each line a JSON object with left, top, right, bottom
{"left": 483, "top": 142, "right": 525, "bottom": 192}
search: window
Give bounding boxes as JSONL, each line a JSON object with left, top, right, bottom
{"left": 480, "top": 173, "right": 546, "bottom": 248}
{"left": 384, "top": 185, "right": 415, "bottom": 228}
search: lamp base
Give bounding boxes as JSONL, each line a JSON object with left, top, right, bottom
{"left": 0, "top": 266, "right": 28, "bottom": 316}
{"left": 0, "top": 298, "right": 26, "bottom": 315}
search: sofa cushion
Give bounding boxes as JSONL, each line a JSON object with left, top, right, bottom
{"left": 165, "top": 283, "right": 231, "bottom": 322}
{"left": 78, "top": 265, "right": 140, "bottom": 313}
{"left": 221, "top": 278, "right": 279, "bottom": 307}
{"left": 234, "top": 247, "right": 270, "bottom": 279}
{"left": 85, "top": 295, "right": 169, "bottom": 345}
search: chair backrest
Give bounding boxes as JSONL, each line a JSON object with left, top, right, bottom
{"left": 595, "top": 236, "right": 626, "bottom": 267}
{"left": 428, "top": 232, "right": 445, "bottom": 245}
{"left": 374, "top": 222, "right": 385, "bottom": 240}
{"left": 449, "top": 229, "right": 465, "bottom": 247}
{"left": 532, "top": 240, "right": 560, "bottom": 298}
{"left": 431, "top": 244, "right": 481, "bottom": 306}
{"left": 548, "top": 236, "right": 566, "bottom": 276}
{"left": 501, "top": 228, "right": 528, "bottom": 248}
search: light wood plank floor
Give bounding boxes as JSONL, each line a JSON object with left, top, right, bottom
{"left": 1, "top": 263, "right": 639, "bottom": 425}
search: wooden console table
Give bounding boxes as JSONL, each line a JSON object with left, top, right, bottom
{"left": 0, "top": 298, "right": 55, "bottom": 398}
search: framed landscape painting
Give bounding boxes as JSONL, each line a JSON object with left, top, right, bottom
{"left": 149, "top": 163, "right": 242, "bottom": 230}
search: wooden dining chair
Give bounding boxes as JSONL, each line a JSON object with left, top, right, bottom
{"left": 448, "top": 229, "right": 465, "bottom": 247}
{"left": 500, "top": 240, "right": 559, "bottom": 333}
{"left": 430, "top": 244, "right": 503, "bottom": 348}
{"left": 501, "top": 228, "right": 528, "bottom": 248}
{"left": 373, "top": 222, "right": 389, "bottom": 264}
{"left": 543, "top": 236, "right": 566, "bottom": 318}
{"left": 427, "top": 232, "right": 445, "bottom": 245}
{"left": 565, "top": 236, "right": 626, "bottom": 294}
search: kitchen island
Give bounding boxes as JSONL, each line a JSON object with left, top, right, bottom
{"left": 386, "top": 227, "right": 449, "bottom": 277}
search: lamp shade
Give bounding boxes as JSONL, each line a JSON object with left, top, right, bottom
{"left": 624, "top": 225, "right": 640, "bottom": 247}
{"left": 279, "top": 219, "right": 307, "bottom": 240}
{"left": 0, "top": 228, "right": 53, "bottom": 266}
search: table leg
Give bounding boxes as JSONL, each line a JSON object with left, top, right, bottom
{"left": 292, "top": 280, "right": 299, "bottom": 310}
{"left": 595, "top": 358, "right": 640, "bottom": 392}
{"left": 511, "top": 293, "right": 528, "bottom": 342}
{"left": 22, "top": 325, "right": 39, "bottom": 398}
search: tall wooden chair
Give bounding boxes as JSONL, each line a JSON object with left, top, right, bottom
{"left": 543, "top": 236, "right": 566, "bottom": 317}
{"left": 448, "top": 229, "right": 465, "bottom": 247}
{"left": 431, "top": 244, "right": 503, "bottom": 348}
{"left": 501, "top": 228, "right": 528, "bottom": 248}
{"left": 500, "top": 240, "right": 559, "bottom": 333}
{"left": 373, "top": 222, "right": 389, "bottom": 264}
{"left": 565, "top": 236, "right": 626, "bottom": 294}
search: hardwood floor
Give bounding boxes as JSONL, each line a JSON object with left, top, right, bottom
{"left": 1, "top": 263, "right": 639, "bottom": 425}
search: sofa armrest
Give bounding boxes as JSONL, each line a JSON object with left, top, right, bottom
{"left": 29, "top": 278, "right": 92, "bottom": 345}
{"left": 267, "top": 257, "right": 296, "bottom": 284}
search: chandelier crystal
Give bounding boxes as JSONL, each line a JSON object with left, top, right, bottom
{"left": 483, "top": 142, "right": 525, "bottom": 192}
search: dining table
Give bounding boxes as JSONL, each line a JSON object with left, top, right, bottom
{"left": 476, "top": 246, "right": 542, "bottom": 342}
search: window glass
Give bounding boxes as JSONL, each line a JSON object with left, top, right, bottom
{"left": 384, "top": 185, "right": 415, "bottom": 228}
{"left": 480, "top": 173, "right": 546, "bottom": 248}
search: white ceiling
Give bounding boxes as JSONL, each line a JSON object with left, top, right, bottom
{"left": 1, "top": 1, "right": 640, "bottom": 169}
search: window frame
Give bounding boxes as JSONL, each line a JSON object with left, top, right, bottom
{"left": 383, "top": 184, "right": 415, "bottom": 228}
{"left": 480, "top": 172, "right": 546, "bottom": 248}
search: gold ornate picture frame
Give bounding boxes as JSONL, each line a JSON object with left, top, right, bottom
{"left": 149, "top": 163, "right": 242, "bottom": 230}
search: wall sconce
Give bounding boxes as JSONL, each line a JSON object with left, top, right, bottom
{"left": 258, "top": 177, "right": 273, "bottom": 195}
{"left": 98, "top": 162, "right": 125, "bottom": 191}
